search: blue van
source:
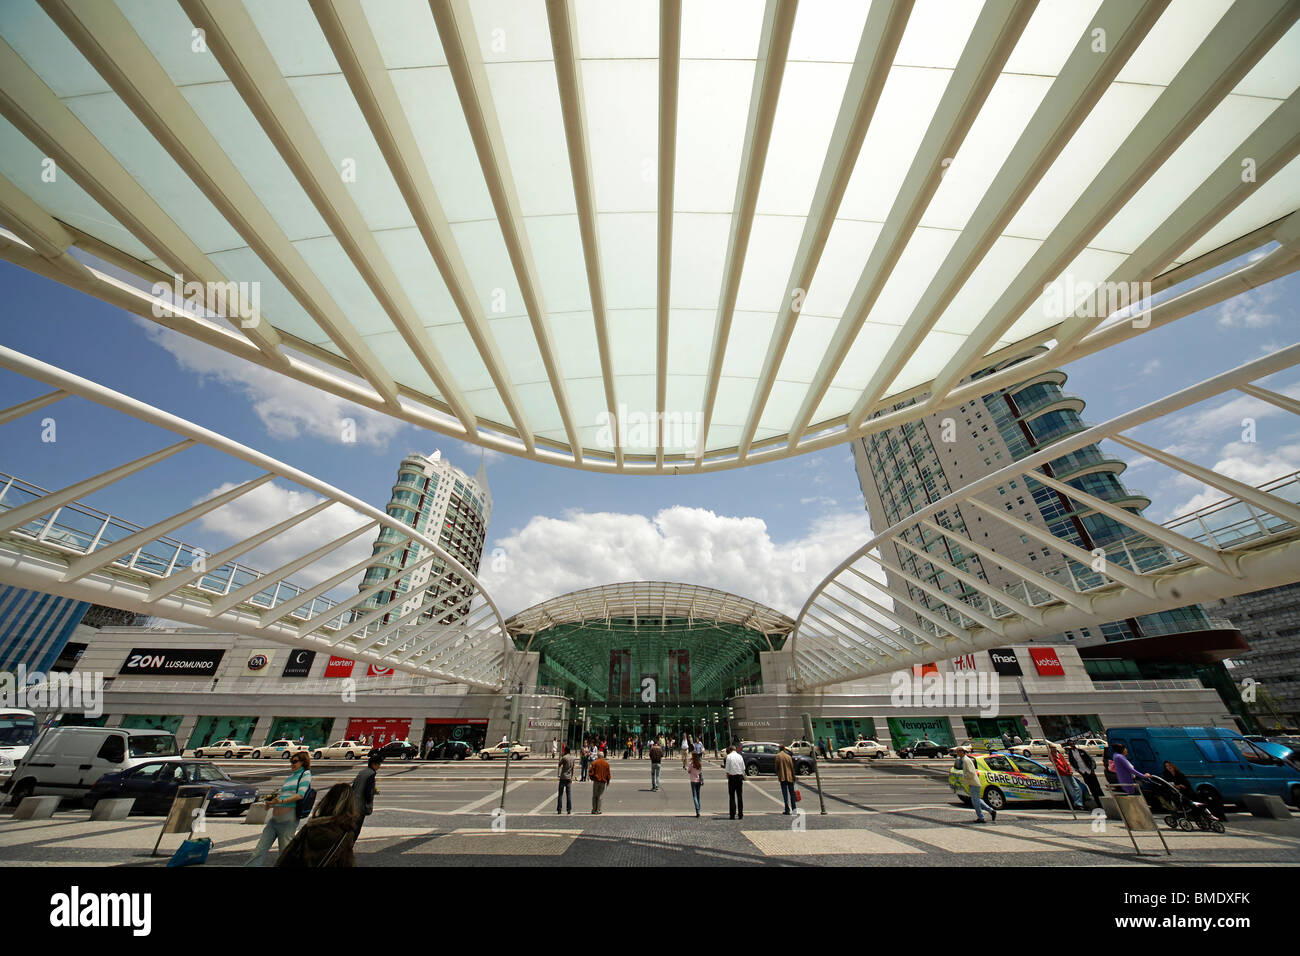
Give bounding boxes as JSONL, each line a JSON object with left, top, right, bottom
{"left": 1107, "top": 726, "right": 1300, "bottom": 813}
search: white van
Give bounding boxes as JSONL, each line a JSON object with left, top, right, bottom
{"left": 3, "top": 726, "right": 180, "bottom": 804}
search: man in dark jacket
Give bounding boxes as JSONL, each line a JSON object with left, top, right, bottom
{"left": 557, "top": 745, "right": 576, "bottom": 814}
{"left": 1068, "top": 741, "right": 1103, "bottom": 802}
{"left": 350, "top": 753, "right": 382, "bottom": 839}
{"left": 648, "top": 740, "right": 663, "bottom": 791}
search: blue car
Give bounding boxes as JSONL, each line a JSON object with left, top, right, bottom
{"left": 86, "top": 759, "right": 258, "bottom": 815}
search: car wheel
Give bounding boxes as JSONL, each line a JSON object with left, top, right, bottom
{"left": 958, "top": 795, "right": 971, "bottom": 806}
{"left": 744, "top": 763, "right": 758, "bottom": 777}
{"left": 313, "top": 751, "right": 323, "bottom": 759}
{"left": 843, "top": 752, "right": 854, "bottom": 760}
{"left": 285, "top": 751, "right": 294, "bottom": 760}
{"left": 1290, "top": 784, "right": 1300, "bottom": 810}
{"left": 8, "top": 778, "right": 35, "bottom": 806}
{"left": 511, "top": 752, "right": 522, "bottom": 761}
{"left": 251, "top": 751, "right": 261, "bottom": 759}
{"left": 983, "top": 786, "right": 1006, "bottom": 811}
{"left": 797, "top": 764, "right": 812, "bottom": 776}
{"left": 195, "top": 750, "right": 204, "bottom": 758}
{"left": 224, "top": 750, "right": 233, "bottom": 759}
{"left": 1196, "top": 785, "right": 1225, "bottom": 818}
{"left": 346, "top": 752, "right": 357, "bottom": 760}
{"left": 456, "top": 752, "right": 465, "bottom": 761}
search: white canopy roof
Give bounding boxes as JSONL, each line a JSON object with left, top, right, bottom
{"left": 0, "top": 0, "right": 1297, "bottom": 472}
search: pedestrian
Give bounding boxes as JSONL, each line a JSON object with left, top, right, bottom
{"left": 350, "top": 752, "right": 382, "bottom": 840}
{"left": 579, "top": 742, "right": 590, "bottom": 782}
{"left": 589, "top": 748, "right": 611, "bottom": 814}
{"left": 1013, "top": 734, "right": 1023, "bottom": 746}
{"left": 693, "top": 737, "right": 704, "bottom": 759}
{"left": 1161, "top": 760, "right": 1194, "bottom": 799}
{"left": 1067, "top": 741, "right": 1102, "bottom": 804}
{"left": 1049, "top": 742, "right": 1087, "bottom": 809}
{"left": 557, "top": 744, "right": 575, "bottom": 814}
{"left": 724, "top": 745, "right": 745, "bottom": 820}
{"left": 681, "top": 734, "right": 690, "bottom": 770}
{"left": 688, "top": 751, "right": 703, "bottom": 817}
{"left": 245, "top": 752, "right": 312, "bottom": 866}
{"left": 500, "top": 732, "right": 508, "bottom": 745}
{"left": 1001, "top": 731, "right": 1012, "bottom": 750}
{"left": 552, "top": 737, "right": 559, "bottom": 758}
{"left": 1110, "top": 743, "right": 1148, "bottom": 796}
{"left": 276, "top": 782, "right": 357, "bottom": 868}
{"left": 816, "top": 736, "right": 827, "bottom": 760}
{"left": 955, "top": 745, "right": 996, "bottom": 824}
{"left": 648, "top": 737, "right": 664, "bottom": 791}
{"left": 637, "top": 736, "right": 644, "bottom": 759}
{"left": 775, "top": 744, "right": 797, "bottom": 815}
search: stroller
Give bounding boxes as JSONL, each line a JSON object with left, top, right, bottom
{"left": 1143, "top": 774, "right": 1224, "bottom": 833}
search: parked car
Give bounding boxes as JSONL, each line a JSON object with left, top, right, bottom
{"left": 1108, "top": 726, "right": 1300, "bottom": 813}
{"left": 371, "top": 739, "right": 418, "bottom": 761}
{"left": 249, "top": 739, "right": 312, "bottom": 760}
{"left": 3, "top": 727, "right": 180, "bottom": 805}
{"left": 192, "top": 739, "right": 254, "bottom": 759}
{"left": 737, "top": 742, "right": 816, "bottom": 776}
{"left": 426, "top": 740, "right": 473, "bottom": 760}
{"left": 312, "top": 740, "right": 371, "bottom": 760}
{"left": 479, "top": 741, "right": 530, "bottom": 760}
{"left": 1068, "top": 737, "right": 1108, "bottom": 756}
{"left": 836, "top": 739, "right": 890, "bottom": 759}
{"left": 85, "top": 759, "right": 258, "bottom": 815}
{"left": 1008, "top": 738, "right": 1053, "bottom": 757}
{"left": 947, "top": 752, "right": 1063, "bottom": 810}
{"left": 897, "top": 739, "right": 950, "bottom": 759}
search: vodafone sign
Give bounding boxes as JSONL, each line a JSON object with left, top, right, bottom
{"left": 1028, "top": 647, "right": 1065, "bottom": 676}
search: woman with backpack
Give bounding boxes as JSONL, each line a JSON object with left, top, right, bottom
{"left": 276, "top": 783, "right": 359, "bottom": 867}
{"left": 245, "top": 752, "right": 313, "bottom": 866}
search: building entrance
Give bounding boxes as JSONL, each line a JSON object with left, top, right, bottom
{"left": 579, "top": 705, "right": 725, "bottom": 754}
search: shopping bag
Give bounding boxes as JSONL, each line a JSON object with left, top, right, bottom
{"left": 167, "top": 836, "right": 212, "bottom": 867}
{"left": 794, "top": 789, "right": 802, "bottom": 802}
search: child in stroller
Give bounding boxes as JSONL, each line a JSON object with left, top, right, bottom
{"left": 1143, "top": 774, "right": 1225, "bottom": 833}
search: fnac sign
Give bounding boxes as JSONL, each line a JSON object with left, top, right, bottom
{"left": 1029, "top": 647, "right": 1065, "bottom": 676}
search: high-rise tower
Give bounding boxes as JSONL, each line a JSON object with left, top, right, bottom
{"left": 359, "top": 451, "right": 492, "bottom": 626}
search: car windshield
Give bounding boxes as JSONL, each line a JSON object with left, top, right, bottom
{"left": 1009, "top": 755, "right": 1047, "bottom": 775}
{"left": 0, "top": 714, "right": 38, "bottom": 747}
{"left": 129, "top": 734, "right": 179, "bottom": 758}
{"left": 188, "top": 764, "right": 231, "bottom": 782}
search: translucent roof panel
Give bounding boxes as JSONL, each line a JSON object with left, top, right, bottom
{"left": 0, "top": 0, "right": 1294, "bottom": 470}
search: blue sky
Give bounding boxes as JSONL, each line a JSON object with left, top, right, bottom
{"left": 0, "top": 251, "right": 1295, "bottom": 617}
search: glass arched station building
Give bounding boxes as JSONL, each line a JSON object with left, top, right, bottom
{"left": 506, "top": 582, "right": 793, "bottom": 748}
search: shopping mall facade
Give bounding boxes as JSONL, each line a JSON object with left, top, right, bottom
{"left": 47, "top": 581, "right": 1232, "bottom": 755}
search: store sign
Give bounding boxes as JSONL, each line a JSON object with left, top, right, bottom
{"left": 281, "top": 649, "right": 316, "bottom": 678}
{"left": 911, "top": 662, "right": 938, "bottom": 677}
{"left": 324, "top": 656, "right": 356, "bottom": 678}
{"left": 243, "top": 650, "right": 275, "bottom": 676}
{"left": 735, "top": 720, "right": 771, "bottom": 728}
{"left": 528, "top": 718, "right": 564, "bottom": 729}
{"left": 366, "top": 665, "right": 394, "bottom": 677}
{"left": 987, "top": 648, "right": 1023, "bottom": 676}
{"left": 120, "top": 648, "right": 224, "bottom": 677}
{"left": 951, "top": 653, "right": 977, "bottom": 671}
{"left": 1029, "top": 647, "right": 1065, "bottom": 676}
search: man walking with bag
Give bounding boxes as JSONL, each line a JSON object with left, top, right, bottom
{"left": 774, "top": 744, "right": 797, "bottom": 815}
{"left": 589, "top": 748, "right": 611, "bottom": 813}
{"left": 724, "top": 745, "right": 745, "bottom": 820}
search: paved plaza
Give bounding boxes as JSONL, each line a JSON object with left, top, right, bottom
{"left": 3, "top": 759, "right": 1296, "bottom": 867}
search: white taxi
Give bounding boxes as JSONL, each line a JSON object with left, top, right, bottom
{"left": 250, "top": 739, "right": 313, "bottom": 760}
{"left": 312, "top": 740, "right": 371, "bottom": 760}
{"left": 478, "top": 741, "right": 530, "bottom": 760}
{"left": 191, "top": 739, "right": 254, "bottom": 759}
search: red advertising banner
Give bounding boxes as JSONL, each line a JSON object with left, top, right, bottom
{"left": 1028, "top": 646, "right": 1065, "bottom": 676}
{"left": 345, "top": 718, "right": 411, "bottom": 746}
{"left": 669, "top": 649, "right": 691, "bottom": 698}
{"left": 912, "top": 662, "right": 939, "bottom": 677}
{"left": 366, "top": 664, "right": 394, "bottom": 677}
{"left": 609, "top": 649, "right": 631, "bottom": 701}
{"left": 324, "top": 656, "right": 356, "bottom": 678}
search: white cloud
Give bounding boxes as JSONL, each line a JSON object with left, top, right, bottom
{"left": 192, "top": 481, "right": 376, "bottom": 591}
{"left": 136, "top": 317, "right": 409, "bottom": 449}
{"left": 479, "top": 506, "right": 874, "bottom": 618}
{"left": 1166, "top": 441, "right": 1300, "bottom": 518}
{"left": 1216, "top": 283, "right": 1280, "bottom": 329}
